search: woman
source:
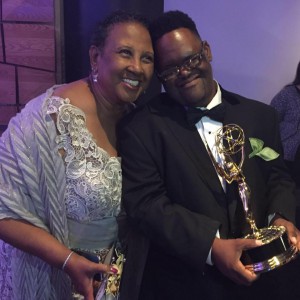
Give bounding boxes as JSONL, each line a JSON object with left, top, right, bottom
{"left": 271, "top": 61, "right": 300, "bottom": 185}
{"left": 0, "top": 11, "right": 154, "bottom": 300}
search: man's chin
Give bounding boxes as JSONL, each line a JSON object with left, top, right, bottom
{"left": 180, "top": 94, "right": 209, "bottom": 107}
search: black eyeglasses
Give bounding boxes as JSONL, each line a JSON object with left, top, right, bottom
{"left": 157, "top": 41, "right": 207, "bottom": 82}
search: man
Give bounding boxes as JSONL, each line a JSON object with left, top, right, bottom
{"left": 117, "top": 10, "right": 300, "bottom": 300}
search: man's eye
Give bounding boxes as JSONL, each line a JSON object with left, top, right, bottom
{"left": 163, "top": 67, "right": 177, "bottom": 76}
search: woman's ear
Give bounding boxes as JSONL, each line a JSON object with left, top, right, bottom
{"left": 89, "top": 45, "right": 100, "bottom": 68}
{"left": 89, "top": 45, "right": 100, "bottom": 82}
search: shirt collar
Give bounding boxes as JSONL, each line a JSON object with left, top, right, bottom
{"left": 205, "top": 81, "right": 222, "bottom": 110}
{"left": 184, "top": 80, "right": 222, "bottom": 111}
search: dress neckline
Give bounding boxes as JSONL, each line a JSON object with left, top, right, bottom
{"left": 48, "top": 95, "right": 120, "bottom": 161}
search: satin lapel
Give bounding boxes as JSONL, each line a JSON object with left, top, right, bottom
{"left": 160, "top": 104, "right": 223, "bottom": 194}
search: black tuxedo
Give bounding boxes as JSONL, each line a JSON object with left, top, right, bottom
{"left": 117, "top": 88, "right": 296, "bottom": 300}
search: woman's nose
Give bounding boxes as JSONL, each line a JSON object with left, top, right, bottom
{"left": 127, "top": 58, "right": 143, "bottom": 73}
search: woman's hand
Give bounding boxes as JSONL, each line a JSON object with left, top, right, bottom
{"left": 63, "top": 252, "right": 116, "bottom": 300}
{"left": 0, "top": 219, "right": 117, "bottom": 300}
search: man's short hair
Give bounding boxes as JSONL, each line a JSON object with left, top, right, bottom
{"left": 149, "top": 10, "right": 200, "bottom": 46}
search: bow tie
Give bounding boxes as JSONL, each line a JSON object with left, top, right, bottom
{"left": 186, "top": 103, "right": 226, "bottom": 126}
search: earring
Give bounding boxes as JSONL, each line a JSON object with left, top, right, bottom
{"left": 91, "top": 66, "right": 98, "bottom": 83}
{"left": 130, "top": 102, "right": 137, "bottom": 109}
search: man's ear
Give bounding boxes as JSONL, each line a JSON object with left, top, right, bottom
{"left": 203, "top": 41, "right": 213, "bottom": 62}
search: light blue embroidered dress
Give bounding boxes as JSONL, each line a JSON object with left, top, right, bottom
{"left": 47, "top": 97, "right": 121, "bottom": 299}
{"left": 0, "top": 88, "right": 121, "bottom": 300}
{"left": 48, "top": 96, "right": 120, "bottom": 250}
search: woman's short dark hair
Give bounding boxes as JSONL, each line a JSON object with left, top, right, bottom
{"left": 149, "top": 10, "right": 200, "bottom": 47}
{"left": 90, "top": 10, "right": 149, "bottom": 50}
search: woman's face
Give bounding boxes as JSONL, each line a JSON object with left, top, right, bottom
{"left": 91, "top": 22, "right": 154, "bottom": 105}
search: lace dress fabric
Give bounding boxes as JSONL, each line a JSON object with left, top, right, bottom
{"left": 47, "top": 96, "right": 120, "bottom": 254}
{"left": 47, "top": 97, "right": 121, "bottom": 299}
{"left": 47, "top": 96, "right": 121, "bottom": 223}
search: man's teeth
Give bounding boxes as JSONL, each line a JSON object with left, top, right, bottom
{"left": 123, "top": 79, "right": 139, "bottom": 87}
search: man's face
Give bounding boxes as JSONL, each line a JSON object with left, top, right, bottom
{"left": 155, "top": 28, "right": 216, "bottom": 107}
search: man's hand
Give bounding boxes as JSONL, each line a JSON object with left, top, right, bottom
{"left": 272, "top": 217, "right": 300, "bottom": 250}
{"left": 211, "top": 238, "right": 262, "bottom": 285}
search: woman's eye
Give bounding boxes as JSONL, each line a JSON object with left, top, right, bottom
{"left": 142, "top": 55, "right": 154, "bottom": 64}
{"left": 119, "top": 49, "right": 131, "bottom": 57}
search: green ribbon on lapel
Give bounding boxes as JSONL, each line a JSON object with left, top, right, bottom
{"left": 248, "top": 137, "right": 279, "bottom": 161}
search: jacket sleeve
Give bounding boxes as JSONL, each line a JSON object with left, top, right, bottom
{"left": 118, "top": 120, "right": 220, "bottom": 272}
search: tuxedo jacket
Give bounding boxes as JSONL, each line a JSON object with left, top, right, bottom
{"left": 117, "top": 88, "right": 296, "bottom": 300}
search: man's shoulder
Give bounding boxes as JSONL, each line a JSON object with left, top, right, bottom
{"left": 141, "top": 92, "right": 173, "bottom": 110}
{"left": 120, "top": 93, "right": 173, "bottom": 125}
{"left": 222, "top": 87, "right": 274, "bottom": 112}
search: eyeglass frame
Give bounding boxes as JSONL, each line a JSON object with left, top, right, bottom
{"left": 157, "top": 40, "right": 207, "bottom": 82}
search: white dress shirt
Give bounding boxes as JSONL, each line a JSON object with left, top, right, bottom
{"left": 195, "top": 83, "right": 226, "bottom": 191}
{"left": 194, "top": 82, "right": 223, "bottom": 265}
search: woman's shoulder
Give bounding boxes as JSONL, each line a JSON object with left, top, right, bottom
{"left": 274, "top": 85, "right": 296, "bottom": 98}
{"left": 53, "top": 78, "right": 94, "bottom": 110}
{"left": 271, "top": 85, "right": 299, "bottom": 106}
{"left": 53, "top": 79, "right": 86, "bottom": 96}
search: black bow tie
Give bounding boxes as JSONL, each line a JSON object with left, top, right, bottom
{"left": 186, "top": 103, "right": 226, "bottom": 126}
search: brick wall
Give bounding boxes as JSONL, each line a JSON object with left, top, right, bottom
{"left": 0, "top": 0, "right": 63, "bottom": 136}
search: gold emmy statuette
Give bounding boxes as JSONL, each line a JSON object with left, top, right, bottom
{"left": 206, "top": 124, "right": 298, "bottom": 273}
